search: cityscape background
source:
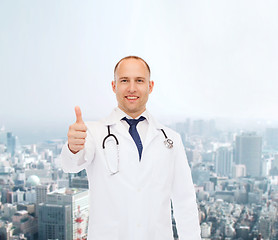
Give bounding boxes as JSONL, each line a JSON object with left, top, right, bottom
{"left": 1, "top": 120, "right": 278, "bottom": 239}
{"left": 1, "top": 0, "right": 278, "bottom": 240}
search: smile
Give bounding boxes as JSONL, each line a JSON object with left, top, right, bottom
{"left": 126, "top": 96, "right": 139, "bottom": 100}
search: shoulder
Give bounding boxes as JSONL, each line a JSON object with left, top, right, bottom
{"left": 149, "top": 114, "right": 182, "bottom": 142}
{"left": 158, "top": 124, "right": 182, "bottom": 143}
{"left": 84, "top": 120, "right": 107, "bottom": 139}
{"left": 84, "top": 120, "right": 104, "bottom": 129}
{"left": 84, "top": 111, "right": 114, "bottom": 129}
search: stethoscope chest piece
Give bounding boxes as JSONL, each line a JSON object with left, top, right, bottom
{"left": 160, "top": 129, "right": 173, "bottom": 149}
{"left": 164, "top": 138, "right": 173, "bottom": 149}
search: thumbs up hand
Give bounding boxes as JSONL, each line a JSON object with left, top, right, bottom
{"left": 68, "top": 106, "right": 87, "bottom": 154}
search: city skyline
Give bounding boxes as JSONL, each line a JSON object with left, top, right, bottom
{"left": 2, "top": 115, "right": 278, "bottom": 145}
{"left": 1, "top": 113, "right": 278, "bottom": 239}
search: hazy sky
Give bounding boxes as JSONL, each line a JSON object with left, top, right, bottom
{"left": 1, "top": 0, "right": 278, "bottom": 143}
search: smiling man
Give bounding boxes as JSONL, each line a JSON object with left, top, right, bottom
{"left": 61, "top": 56, "right": 201, "bottom": 240}
{"left": 112, "top": 56, "right": 154, "bottom": 119}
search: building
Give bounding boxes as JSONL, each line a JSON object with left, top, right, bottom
{"left": 38, "top": 188, "right": 89, "bottom": 240}
{"left": 272, "top": 154, "right": 278, "bottom": 170}
{"left": 258, "top": 216, "right": 271, "bottom": 239}
{"left": 232, "top": 164, "right": 246, "bottom": 178}
{"left": 235, "top": 132, "right": 262, "bottom": 177}
{"left": 35, "top": 184, "right": 50, "bottom": 206}
{"left": 265, "top": 128, "right": 278, "bottom": 150}
{"left": 7, "top": 132, "right": 16, "bottom": 156}
{"left": 215, "top": 146, "right": 233, "bottom": 177}
{"left": 12, "top": 210, "right": 37, "bottom": 237}
{"left": 201, "top": 222, "right": 212, "bottom": 238}
{"left": 70, "top": 176, "right": 89, "bottom": 189}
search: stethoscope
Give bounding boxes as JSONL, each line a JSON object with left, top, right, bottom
{"left": 102, "top": 126, "right": 173, "bottom": 175}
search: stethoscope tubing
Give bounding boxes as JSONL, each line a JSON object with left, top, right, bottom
{"left": 102, "top": 126, "right": 173, "bottom": 150}
{"left": 102, "top": 125, "right": 173, "bottom": 175}
{"left": 102, "top": 125, "right": 119, "bottom": 149}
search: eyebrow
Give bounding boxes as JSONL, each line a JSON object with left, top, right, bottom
{"left": 119, "top": 77, "right": 146, "bottom": 80}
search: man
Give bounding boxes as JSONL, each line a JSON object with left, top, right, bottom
{"left": 61, "top": 56, "right": 201, "bottom": 240}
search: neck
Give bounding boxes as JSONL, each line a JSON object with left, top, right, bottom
{"left": 118, "top": 106, "right": 146, "bottom": 119}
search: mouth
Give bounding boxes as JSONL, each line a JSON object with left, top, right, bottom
{"left": 125, "top": 96, "right": 139, "bottom": 101}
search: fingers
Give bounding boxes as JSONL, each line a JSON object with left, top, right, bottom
{"left": 69, "top": 123, "right": 87, "bottom": 132}
{"left": 68, "top": 143, "right": 85, "bottom": 153}
{"left": 68, "top": 137, "right": 86, "bottom": 146}
{"left": 75, "top": 106, "right": 83, "bottom": 123}
{"left": 68, "top": 106, "right": 87, "bottom": 153}
{"left": 67, "top": 131, "right": 87, "bottom": 139}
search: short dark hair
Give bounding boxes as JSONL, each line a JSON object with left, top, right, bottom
{"left": 114, "top": 56, "right": 151, "bottom": 80}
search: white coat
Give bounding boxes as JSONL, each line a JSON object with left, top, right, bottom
{"left": 61, "top": 109, "right": 201, "bottom": 240}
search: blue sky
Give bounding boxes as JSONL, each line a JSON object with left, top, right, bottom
{"left": 1, "top": 0, "right": 278, "bottom": 142}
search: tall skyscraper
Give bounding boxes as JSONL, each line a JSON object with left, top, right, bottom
{"left": 36, "top": 184, "right": 50, "bottom": 206}
{"left": 235, "top": 132, "right": 262, "bottom": 177}
{"left": 38, "top": 188, "right": 89, "bottom": 240}
{"left": 265, "top": 128, "right": 278, "bottom": 150}
{"left": 7, "top": 132, "right": 16, "bottom": 156}
{"left": 272, "top": 154, "right": 278, "bottom": 169}
{"left": 215, "top": 146, "right": 233, "bottom": 177}
{"left": 0, "top": 125, "right": 6, "bottom": 144}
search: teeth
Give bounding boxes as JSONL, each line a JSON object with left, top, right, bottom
{"left": 127, "top": 97, "right": 137, "bottom": 99}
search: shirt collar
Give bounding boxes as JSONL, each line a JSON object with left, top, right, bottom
{"left": 115, "top": 107, "right": 149, "bottom": 122}
{"left": 103, "top": 107, "right": 164, "bottom": 128}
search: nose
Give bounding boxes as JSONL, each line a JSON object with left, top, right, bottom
{"left": 128, "top": 80, "right": 136, "bottom": 93}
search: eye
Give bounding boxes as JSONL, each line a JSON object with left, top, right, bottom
{"left": 137, "top": 79, "right": 144, "bottom": 83}
{"left": 121, "top": 79, "right": 128, "bottom": 83}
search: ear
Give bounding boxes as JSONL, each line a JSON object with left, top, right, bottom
{"left": 149, "top": 80, "right": 154, "bottom": 94}
{"left": 111, "top": 81, "right": 116, "bottom": 93}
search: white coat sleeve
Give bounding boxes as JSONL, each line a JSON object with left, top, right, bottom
{"left": 170, "top": 135, "right": 201, "bottom": 240}
{"left": 60, "top": 123, "right": 96, "bottom": 173}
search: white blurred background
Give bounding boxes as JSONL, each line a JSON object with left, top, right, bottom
{"left": 0, "top": 0, "right": 277, "bottom": 143}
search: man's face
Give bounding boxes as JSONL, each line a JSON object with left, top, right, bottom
{"left": 112, "top": 58, "right": 154, "bottom": 119}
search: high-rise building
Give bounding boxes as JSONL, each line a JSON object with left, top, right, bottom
{"left": 35, "top": 184, "right": 51, "bottom": 216}
{"left": 38, "top": 203, "right": 71, "bottom": 240}
{"left": 235, "top": 132, "right": 262, "bottom": 177}
{"left": 265, "top": 128, "right": 278, "bottom": 150}
{"left": 215, "top": 146, "right": 233, "bottom": 177}
{"left": 261, "top": 158, "right": 272, "bottom": 177}
{"left": 38, "top": 188, "right": 89, "bottom": 240}
{"left": 7, "top": 132, "right": 16, "bottom": 156}
{"left": 70, "top": 176, "right": 89, "bottom": 189}
{"left": 232, "top": 164, "right": 246, "bottom": 178}
{"left": 272, "top": 154, "right": 278, "bottom": 170}
{"left": 0, "top": 125, "right": 6, "bottom": 144}
{"left": 258, "top": 216, "right": 271, "bottom": 239}
{"left": 35, "top": 185, "right": 50, "bottom": 206}
{"left": 192, "top": 120, "right": 205, "bottom": 136}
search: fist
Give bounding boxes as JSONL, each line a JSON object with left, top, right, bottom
{"left": 67, "top": 106, "right": 87, "bottom": 154}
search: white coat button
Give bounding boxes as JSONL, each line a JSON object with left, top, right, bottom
{"left": 137, "top": 224, "right": 141, "bottom": 227}
{"left": 137, "top": 188, "right": 141, "bottom": 192}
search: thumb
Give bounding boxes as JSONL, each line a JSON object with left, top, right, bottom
{"left": 75, "top": 106, "right": 84, "bottom": 123}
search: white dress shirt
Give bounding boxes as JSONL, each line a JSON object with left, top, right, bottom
{"left": 114, "top": 107, "right": 149, "bottom": 145}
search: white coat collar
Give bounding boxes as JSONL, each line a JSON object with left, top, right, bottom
{"left": 102, "top": 108, "right": 165, "bottom": 151}
{"left": 102, "top": 107, "right": 163, "bottom": 130}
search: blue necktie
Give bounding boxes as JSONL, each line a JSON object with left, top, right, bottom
{"left": 123, "top": 116, "right": 145, "bottom": 161}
